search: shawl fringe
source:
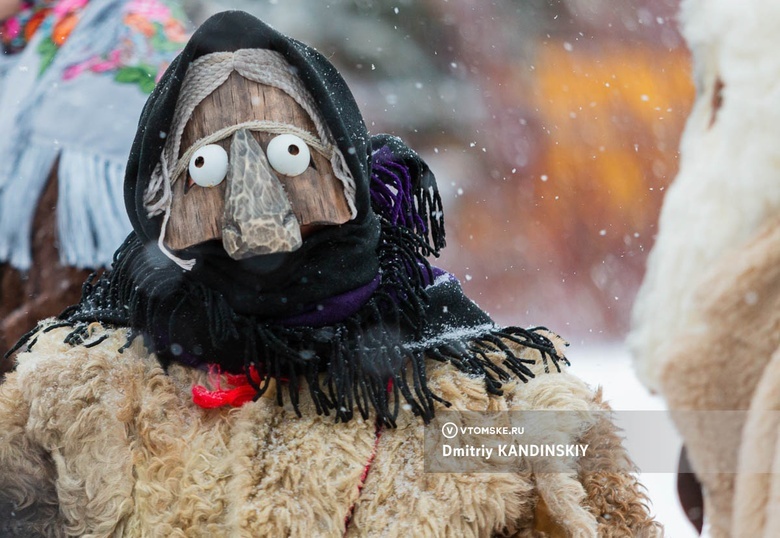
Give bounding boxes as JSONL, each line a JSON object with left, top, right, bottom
{"left": 0, "top": 145, "right": 131, "bottom": 270}
{"left": 0, "top": 142, "right": 58, "bottom": 270}
{"left": 56, "top": 149, "right": 131, "bottom": 269}
{"left": 7, "top": 143, "right": 566, "bottom": 425}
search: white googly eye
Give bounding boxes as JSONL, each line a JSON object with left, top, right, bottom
{"left": 266, "top": 134, "right": 311, "bottom": 177}
{"left": 188, "top": 144, "right": 228, "bottom": 187}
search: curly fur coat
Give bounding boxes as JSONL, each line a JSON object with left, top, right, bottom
{"left": 0, "top": 326, "right": 660, "bottom": 537}
{"left": 660, "top": 217, "right": 780, "bottom": 537}
{"left": 629, "top": 0, "right": 780, "bottom": 534}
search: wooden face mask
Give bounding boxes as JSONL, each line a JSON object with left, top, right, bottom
{"left": 163, "top": 70, "right": 352, "bottom": 260}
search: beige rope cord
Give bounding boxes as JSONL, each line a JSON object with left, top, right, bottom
{"left": 169, "top": 120, "right": 331, "bottom": 186}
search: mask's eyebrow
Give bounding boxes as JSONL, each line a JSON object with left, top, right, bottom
{"left": 171, "top": 119, "right": 332, "bottom": 183}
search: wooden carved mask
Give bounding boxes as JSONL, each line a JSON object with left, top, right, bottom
{"left": 162, "top": 70, "right": 352, "bottom": 260}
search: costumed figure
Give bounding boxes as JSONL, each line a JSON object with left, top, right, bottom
{"left": 629, "top": 0, "right": 780, "bottom": 535}
{"left": 1, "top": 11, "right": 661, "bottom": 537}
{"left": 0, "top": 0, "right": 190, "bottom": 369}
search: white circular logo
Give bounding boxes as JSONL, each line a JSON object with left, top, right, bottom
{"left": 441, "top": 422, "right": 458, "bottom": 439}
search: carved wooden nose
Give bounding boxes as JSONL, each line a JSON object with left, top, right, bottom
{"left": 221, "top": 129, "right": 302, "bottom": 260}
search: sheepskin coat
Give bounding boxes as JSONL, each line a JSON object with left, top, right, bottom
{"left": 0, "top": 325, "right": 660, "bottom": 537}
{"left": 629, "top": 0, "right": 780, "bottom": 393}
{"left": 628, "top": 0, "right": 780, "bottom": 535}
{"left": 660, "top": 217, "right": 780, "bottom": 538}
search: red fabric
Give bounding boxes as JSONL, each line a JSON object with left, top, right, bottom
{"left": 344, "top": 424, "right": 383, "bottom": 533}
{"left": 191, "top": 364, "right": 268, "bottom": 409}
{"left": 191, "top": 383, "right": 257, "bottom": 408}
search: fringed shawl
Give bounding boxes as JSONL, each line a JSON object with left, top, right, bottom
{"left": 9, "top": 12, "right": 566, "bottom": 426}
{"left": 12, "top": 138, "right": 565, "bottom": 425}
{"left": 0, "top": 0, "right": 189, "bottom": 270}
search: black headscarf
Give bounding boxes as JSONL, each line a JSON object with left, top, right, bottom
{"left": 127, "top": 10, "right": 380, "bottom": 317}
{"left": 13, "top": 12, "right": 564, "bottom": 425}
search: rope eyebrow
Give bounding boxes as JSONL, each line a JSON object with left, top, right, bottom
{"left": 143, "top": 48, "right": 358, "bottom": 221}
{"left": 170, "top": 120, "right": 333, "bottom": 184}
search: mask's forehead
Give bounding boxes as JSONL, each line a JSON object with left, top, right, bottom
{"left": 179, "top": 72, "right": 319, "bottom": 158}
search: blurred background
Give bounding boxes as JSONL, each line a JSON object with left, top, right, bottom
{"left": 0, "top": 0, "right": 699, "bottom": 533}
{"left": 188, "top": 0, "right": 693, "bottom": 346}
{"left": 0, "top": 0, "right": 693, "bottom": 349}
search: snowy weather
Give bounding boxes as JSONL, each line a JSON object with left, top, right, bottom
{"left": 1, "top": 0, "right": 772, "bottom": 536}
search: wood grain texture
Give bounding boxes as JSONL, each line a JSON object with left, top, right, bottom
{"left": 166, "top": 72, "right": 351, "bottom": 251}
{"left": 222, "top": 129, "right": 302, "bottom": 258}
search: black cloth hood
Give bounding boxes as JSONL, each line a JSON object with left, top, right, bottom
{"left": 124, "top": 10, "right": 379, "bottom": 318}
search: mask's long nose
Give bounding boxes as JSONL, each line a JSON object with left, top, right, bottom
{"left": 222, "top": 129, "right": 302, "bottom": 259}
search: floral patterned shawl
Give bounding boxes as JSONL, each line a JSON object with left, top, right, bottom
{"left": 0, "top": 0, "right": 190, "bottom": 270}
